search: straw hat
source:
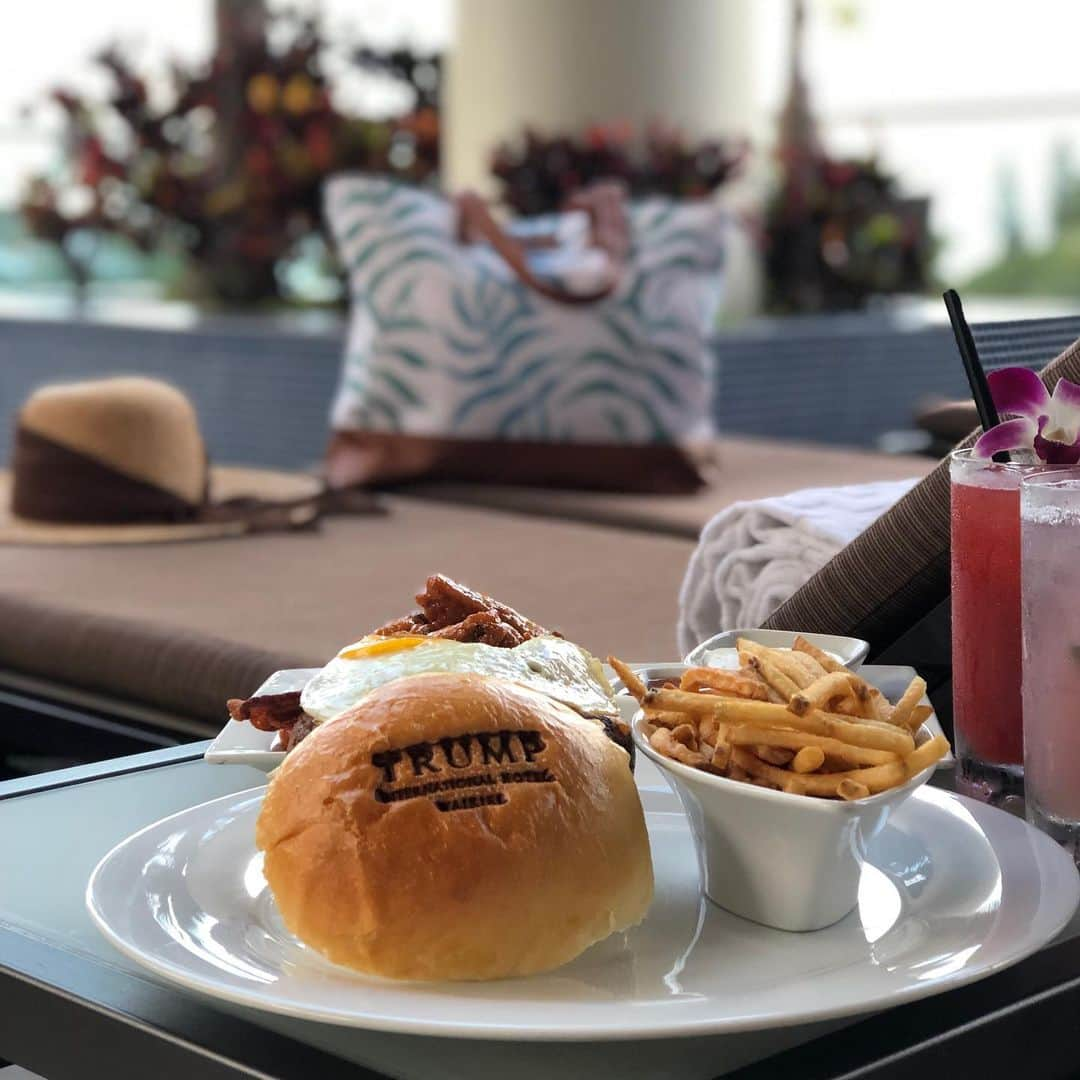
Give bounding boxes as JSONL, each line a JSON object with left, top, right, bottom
{"left": 0, "top": 376, "right": 326, "bottom": 545}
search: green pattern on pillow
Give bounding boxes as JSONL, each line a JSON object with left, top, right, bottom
{"left": 325, "top": 177, "right": 725, "bottom": 445}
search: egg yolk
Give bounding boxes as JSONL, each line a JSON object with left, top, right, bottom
{"left": 338, "top": 636, "right": 429, "bottom": 660}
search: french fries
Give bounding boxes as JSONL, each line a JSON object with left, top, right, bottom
{"left": 608, "top": 655, "right": 647, "bottom": 700}
{"left": 791, "top": 745, "right": 826, "bottom": 773}
{"left": 644, "top": 687, "right": 789, "bottom": 722}
{"left": 789, "top": 671, "right": 859, "bottom": 716}
{"left": 755, "top": 744, "right": 796, "bottom": 766}
{"left": 730, "top": 737, "right": 949, "bottom": 798}
{"left": 908, "top": 704, "right": 934, "bottom": 729}
{"left": 837, "top": 778, "right": 870, "bottom": 801}
{"left": 698, "top": 714, "right": 721, "bottom": 745}
{"left": 891, "top": 676, "right": 928, "bottom": 730}
{"left": 739, "top": 639, "right": 816, "bottom": 690}
{"left": 645, "top": 709, "right": 695, "bottom": 730}
{"left": 796, "top": 641, "right": 893, "bottom": 722}
{"left": 738, "top": 640, "right": 805, "bottom": 698}
{"left": 609, "top": 643, "right": 950, "bottom": 802}
{"left": 709, "top": 742, "right": 731, "bottom": 772}
{"left": 771, "top": 709, "right": 915, "bottom": 755}
{"left": 670, "top": 724, "right": 698, "bottom": 748}
{"left": 792, "top": 636, "right": 844, "bottom": 674}
{"left": 788, "top": 650, "right": 828, "bottom": 684}
{"left": 680, "top": 666, "right": 770, "bottom": 701}
{"left": 727, "top": 724, "right": 900, "bottom": 768}
{"left": 649, "top": 726, "right": 707, "bottom": 768}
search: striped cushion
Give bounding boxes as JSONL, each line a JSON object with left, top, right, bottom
{"left": 323, "top": 177, "right": 724, "bottom": 449}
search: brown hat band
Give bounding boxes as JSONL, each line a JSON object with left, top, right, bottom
{"left": 9, "top": 425, "right": 371, "bottom": 532}
{"left": 12, "top": 425, "right": 204, "bottom": 525}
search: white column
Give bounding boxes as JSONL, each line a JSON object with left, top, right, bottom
{"left": 443, "top": 0, "right": 758, "bottom": 193}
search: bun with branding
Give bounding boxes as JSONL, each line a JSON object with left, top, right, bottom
{"left": 256, "top": 671, "right": 653, "bottom": 981}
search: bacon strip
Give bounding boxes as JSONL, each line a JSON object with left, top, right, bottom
{"left": 416, "top": 574, "right": 551, "bottom": 640}
{"left": 370, "top": 575, "right": 552, "bottom": 644}
{"left": 227, "top": 690, "right": 304, "bottom": 732}
{"left": 371, "top": 611, "right": 431, "bottom": 636}
{"left": 428, "top": 611, "right": 524, "bottom": 647}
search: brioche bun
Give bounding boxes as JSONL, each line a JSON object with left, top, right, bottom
{"left": 256, "top": 672, "right": 653, "bottom": 981}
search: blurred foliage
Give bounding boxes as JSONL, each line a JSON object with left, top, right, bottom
{"left": 490, "top": 124, "right": 747, "bottom": 217}
{"left": 19, "top": 5, "right": 439, "bottom": 305}
{"left": 18, "top": 0, "right": 947, "bottom": 317}
{"left": 965, "top": 146, "right": 1080, "bottom": 298}
{"left": 964, "top": 237, "right": 1080, "bottom": 296}
{"left": 764, "top": 153, "right": 932, "bottom": 314}
{"left": 763, "top": 0, "right": 932, "bottom": 314}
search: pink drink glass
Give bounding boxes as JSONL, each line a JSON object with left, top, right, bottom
{"left": 951, "top": 449, "right": 1043, "bottom": 805}
{"left": 1022, "top": 468, "right": 1080, "bottom": 864}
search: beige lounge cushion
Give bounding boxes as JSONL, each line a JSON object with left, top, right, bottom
{"left": 0, "top": 497, "right": 694, "bottom": 721}
{"left": 399, "top": 436, "right": 936, "bottom": 538}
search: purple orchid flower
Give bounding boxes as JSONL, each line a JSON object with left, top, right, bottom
{"left": 973, "top": 367, "right": 1080, "bottom": 464}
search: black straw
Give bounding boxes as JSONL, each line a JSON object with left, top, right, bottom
{"left": 943, "top": 289, "right": 1008, "bottom": 462}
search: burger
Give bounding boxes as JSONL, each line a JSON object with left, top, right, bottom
{"left": 256, "top": 671, "right": 653, "bottom": 981}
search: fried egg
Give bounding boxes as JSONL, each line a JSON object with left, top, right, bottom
{"left": 299, "top": 634, "right": 618, "bottom": 726}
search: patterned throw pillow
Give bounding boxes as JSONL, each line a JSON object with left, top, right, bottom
{"left": 323, "top": 176, "right": 725, "bottom": 492}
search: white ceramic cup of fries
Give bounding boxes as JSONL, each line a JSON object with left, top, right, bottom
{"left": 609, "top": 641, "right": 950, "bottom": 933}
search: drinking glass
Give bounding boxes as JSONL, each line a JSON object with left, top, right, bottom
{"left": 950, "top": 449, "right": 1043, "bottom": 804}
{"left": 1022, "top": 469, "right": 1080, "bottom": 863}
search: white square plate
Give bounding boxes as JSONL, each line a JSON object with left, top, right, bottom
{"left": 205, "top": 668, "right": 318, "bottom": 772}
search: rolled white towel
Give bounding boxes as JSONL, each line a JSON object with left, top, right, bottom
{"left": 677, "top": 479, "right": 918, "bottom": 658}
